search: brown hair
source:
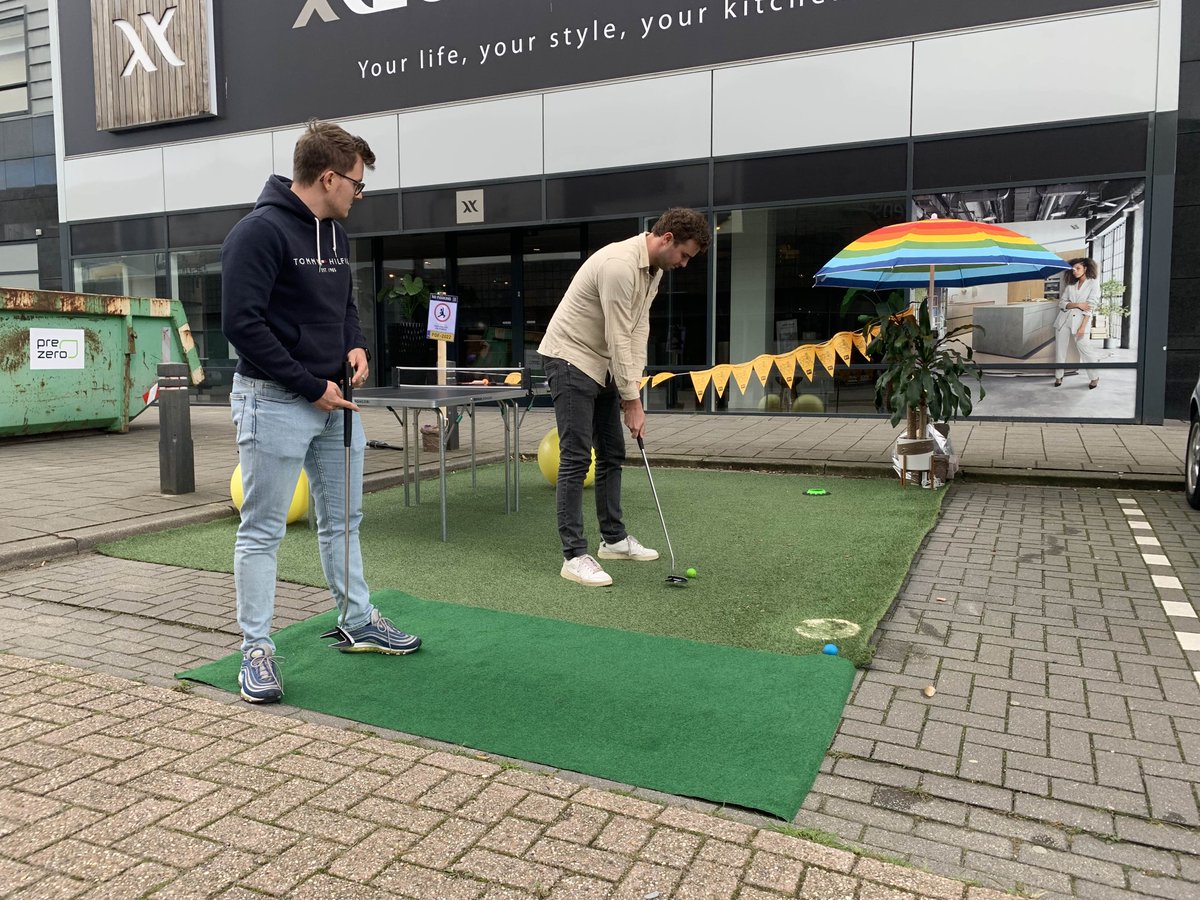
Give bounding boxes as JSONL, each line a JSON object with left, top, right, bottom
{"left": 292, "top": 119, "right": 377, "bottom": 187}
{"left": 1068, "top": 257, "right": 1098, "bottom": 283}
{"left": 651, "top": 207, "right": 711, "bottom": 254}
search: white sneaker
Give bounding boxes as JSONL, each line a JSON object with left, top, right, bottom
{"left": 597, "top": 535, "right": 659, "bottom": 561}
{"left": 560, "top": 554, "right": 613, "bottom": 586}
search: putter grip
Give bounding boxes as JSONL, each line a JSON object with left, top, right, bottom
{"left": 637, "top": 436, "right": 645, "bottom": 451}
{"left": 343, "top": 360, "right": 354, "bottom": 448}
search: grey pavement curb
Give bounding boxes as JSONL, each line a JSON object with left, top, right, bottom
{"left": 0, "top": 502, "right": 236, "bottom": 572}
{"left": 0, "top": 452, "right": 512, "bottom": 574}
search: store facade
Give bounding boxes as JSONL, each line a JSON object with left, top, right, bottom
{"left": 50, "top": 0, "right": 1188, "bottom": 421}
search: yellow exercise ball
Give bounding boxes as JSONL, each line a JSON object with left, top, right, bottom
{"left": 791, "top": 394, "right": 825, "bottom": 413}
{"left": 536, "top": 427, "right": 596, "bottom": 488}
{"left": 230, "top": 464, "right": 310, "bottom": 524}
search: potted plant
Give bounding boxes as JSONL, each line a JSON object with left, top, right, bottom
{"left": 844, "top": 289, "right": 985, "bottom": 484}
{"left": 378, "top": 273, "right": 436, "bottom": 383}
{"left": 1093, "top": 279, "right": 1129, "bottom": 350}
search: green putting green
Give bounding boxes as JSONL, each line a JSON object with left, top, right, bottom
{"left": 179, "top": 592, "right": 856, "bottom": 819}
{"left": 102, "top": 464, "right": 943, "bottom": 665}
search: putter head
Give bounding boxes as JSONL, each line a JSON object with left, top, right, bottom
{"left": 666, "top": 574, "right": 689, "bottom": 587}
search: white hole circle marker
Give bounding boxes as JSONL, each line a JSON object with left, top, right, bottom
{"left": 794, "top": 619, "right": 861, "bottom": 640}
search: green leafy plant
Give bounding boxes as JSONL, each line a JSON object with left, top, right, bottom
{"left": 1094, "top": 280, "right": 1130, "bottom": 319}
{"left": 843, "top": 289, "right": 985, "bottom": 437}
{"left": 378, "top": 273, "right": 430, "bottom": 321}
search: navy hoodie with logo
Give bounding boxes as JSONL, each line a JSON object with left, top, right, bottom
{"left": 221, "top": 175, "right": 367, "bottom": 402}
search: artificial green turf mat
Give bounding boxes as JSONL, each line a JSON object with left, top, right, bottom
{"left": 179, "top": 591, "right": 855, "bottom": 819}
{"left": 102, "top": 464, "right": 942, "bottom": 665}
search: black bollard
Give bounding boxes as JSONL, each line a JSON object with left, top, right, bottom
{"left": 157, "top": 362, "right": 195, "bottom": 494}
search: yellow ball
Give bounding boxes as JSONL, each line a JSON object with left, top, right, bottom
{"left": 791, "top": 394, "right": 825, "bottom": 413}
{"left": 536, "top": 427, "right": 596, "bottom": 488}
{"left": 230, "top": 464, "right": 310, "bottom": 524}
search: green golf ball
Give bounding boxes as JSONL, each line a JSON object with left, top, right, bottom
{"left": 686, "top": 567, "right": 698, "bottom": 578}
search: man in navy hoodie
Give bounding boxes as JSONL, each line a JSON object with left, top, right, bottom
{"left": 222, "top": 120, "right": 420, "bottom": 704}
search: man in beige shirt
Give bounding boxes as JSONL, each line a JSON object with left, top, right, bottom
{"left": 538, "top": 208, "right": 711, "bottom": 586}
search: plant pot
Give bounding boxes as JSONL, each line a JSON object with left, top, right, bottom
{"left": 900, "top": 450, "right": 933, "bottom": 471}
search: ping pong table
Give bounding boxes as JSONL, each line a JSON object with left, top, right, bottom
{"left": 354, "top": 377, "right": 536, "bottom": 541}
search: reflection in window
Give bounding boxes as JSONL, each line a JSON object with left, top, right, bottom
{"left": 711, "top": 199, "right": 906, "bottom": 414}
{"left": 74, "top": 253, "right": 167, "bottom": 300}
{"left": 0, "top": 14, "right": 28, "bottom": 117}
{"left": 380, "top": 232, "right": 448, "bottom": 382}
{"left": 170, "top": 249, "right": 230, "bottom": 398}
{"left": 913, "top": 178, "right": 1143, "bottom": 419}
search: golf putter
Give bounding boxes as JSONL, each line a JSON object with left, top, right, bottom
{"left": 321, "top": 361, "right": 356, "bottom": 646}
{"left": 636, "top": 436, "right": 688, "bottom": 587}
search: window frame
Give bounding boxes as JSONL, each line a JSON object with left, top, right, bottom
{"left": 0, "top": 10, "right": 29, "bottom": 118}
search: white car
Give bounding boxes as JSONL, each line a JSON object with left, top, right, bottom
{"left": 1189, "top": 375, "right": 1200, "bottom": 509}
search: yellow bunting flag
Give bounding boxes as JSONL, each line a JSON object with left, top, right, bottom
{"left": 710, "top": 364, "right": 733, "bottom": 398}
{"left": 815, "top": 343, "right": 837, "bottom": 376}
{"left": 730, "top": 362, "right": 755, "bottom": 395}
{"left": 852, "top": 332, "right": 868, "bottom": 357}
{"left": 752, "top": 354, "right": 775, "bottom": 387}
{"left": 690, "top": 369, "right": 713, "bottom": 405}
{"left": 774, "top": 353, "right": 797, "bottom": 387}
{"left": 796, "top": 346, "right": 816, "bottom": 382}
{"left": 651, "top": 371, "right": 675, "bottom": 387}
{"left": 832, "top": 332, "right": 853, "bottom": 365}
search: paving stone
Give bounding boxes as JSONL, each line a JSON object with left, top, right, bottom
{"left": 672, "top": 860, "right": 740, "bottom": 900}
{"left": 799, "top": 866, "right": 858, "bottom": 899}
{"left": 452, "top": 848, "right": 561, "bottom": 892}
{"left": 27, "top": 838, "right": 139, "bottom": 882}
{"left": 238, "top": 836, "right": 341, "bottom": 896}
{"left": 325, "top": 826, "right": 419, "bottom": 882}
{"left": 750, "top": 830, "right": 856, "bottom": 873}
{"left": 527, "top": 836, "right": 630, "bottom": 881}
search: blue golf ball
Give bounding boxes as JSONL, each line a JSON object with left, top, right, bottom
{"left": 822, "top": 643, "right": 838, "bottom": 656}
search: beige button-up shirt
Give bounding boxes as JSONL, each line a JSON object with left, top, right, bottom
{"left": 537, "top": 233, "right": 662, "bottom": 401}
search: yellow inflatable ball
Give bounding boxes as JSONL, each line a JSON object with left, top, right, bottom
{"left": 791, "top": 394, "right": 825, "bottom": 413}
{"left": 757, "top": 394, "right": 782, "bottom": 411}
{"left": 536, "top": 427, "right": 596, "bottom": 488}
{"left": 230, "top": 464, "right": 310, "bottom": 524}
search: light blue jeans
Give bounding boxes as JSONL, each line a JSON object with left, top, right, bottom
{"left": 230, "top": 373, "right": 373, "bottom": 652}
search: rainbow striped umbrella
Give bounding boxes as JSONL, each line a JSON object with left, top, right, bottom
{"left": 814, "top": 217, "right": 1069, "bottom": 291}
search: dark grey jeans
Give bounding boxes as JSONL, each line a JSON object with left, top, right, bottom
{"left": 543, "top": 357, "right": 627, "bottom": 560}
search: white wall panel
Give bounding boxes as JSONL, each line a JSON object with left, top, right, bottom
{"left": 1157, "top": 0, "right": 1181, "bottom": 112}
{"left": 913, "top": 9, "right": 1159, "bottom": 136}
{"left": 62, "top": 148, "right": 164, "bottom": 221}
{"left": 544, "top": 72, "right": 711, "bottom": 174}
{"left": 713, "top": 44, "right": 913, "bottom": 157}
{"left": 398, "top": 96, "right": 542, "bottom": 187}
{"left": 272, "top": 114, "right": 401, "bottom": 190}
{"left": 163, "top": 133, "right": 273, "bottom": 211}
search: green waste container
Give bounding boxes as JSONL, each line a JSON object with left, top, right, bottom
{"left": 0, "top": 289, "right": 204, "bottom": 436}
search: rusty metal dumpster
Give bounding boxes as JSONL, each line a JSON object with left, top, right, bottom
{"left": 0, "top": 289, "right": 204, "bottom": 436}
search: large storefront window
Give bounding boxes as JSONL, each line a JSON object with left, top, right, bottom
{"left": 170, "top": 249, "right": 227, "bottom": 398}
{"left": 914, "top": 178, "right": 1144, "bottom": 419}
{"left": 74, "top": 253, "right": 167, "bottom": 299}
{"left": 523, "top": 226, "right": 583, "bottom": 374}
{"left": 379, "top": 233, "right": 447, "bottom": 382}
{"left": 707, "top": 199, "right": 906, "bottom": 414}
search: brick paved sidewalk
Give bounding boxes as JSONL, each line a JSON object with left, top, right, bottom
{"left": 0, "top": 655, "right": 1017, "bottom": 900}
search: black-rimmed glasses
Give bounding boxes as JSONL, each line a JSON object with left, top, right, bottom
{"left": 331, "top": 171, "right": 366, "bottom": 195}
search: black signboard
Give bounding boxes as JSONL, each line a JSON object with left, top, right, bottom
{"left": 60, "top": 0, "right": 1137, "bottom": 155}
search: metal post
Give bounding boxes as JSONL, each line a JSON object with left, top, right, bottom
{"left": 157, "top": 362, "right": 195, "bottom": 494}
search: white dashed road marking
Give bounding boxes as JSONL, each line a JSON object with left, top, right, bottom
{"left": 1118, "top": 496, "right": 1198, "bottom": 682}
